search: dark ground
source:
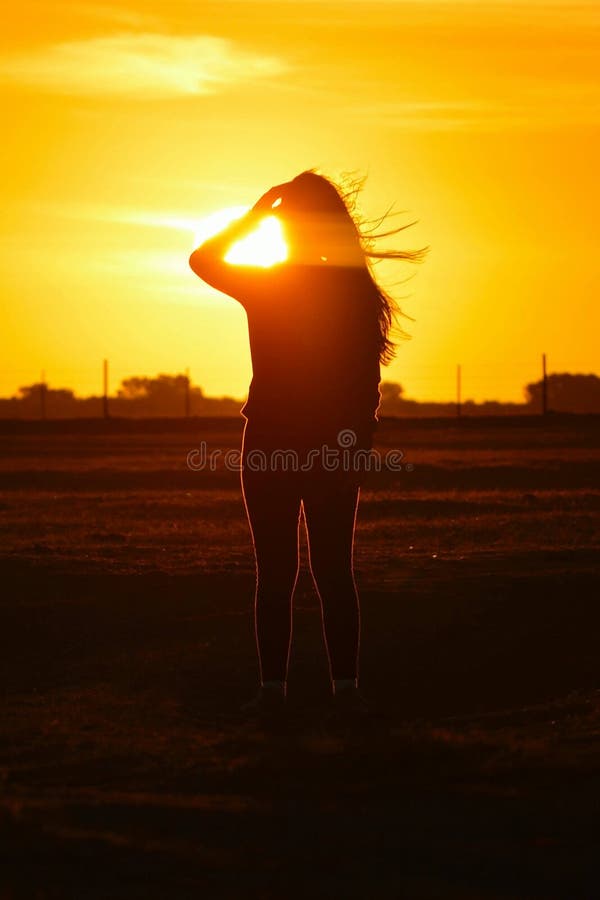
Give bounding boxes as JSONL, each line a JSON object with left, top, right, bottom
{"left": 0, "top": 415, "right": 599, "bottom": 899}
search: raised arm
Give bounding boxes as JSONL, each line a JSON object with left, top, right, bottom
{"left": 189, "top": 185, "right": 288, "bottom": 303}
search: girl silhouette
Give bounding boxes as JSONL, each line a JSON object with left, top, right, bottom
{"left": 189, "top": 171, "right": 423, "bottom": 716}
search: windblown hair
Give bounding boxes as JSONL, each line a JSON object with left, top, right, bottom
{"left": 287, "top": 170, "right": 427, "bottom": 365}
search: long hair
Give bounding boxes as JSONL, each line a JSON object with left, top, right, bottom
{"left": 283, "top": 170, "right": 427, "bottom": 366}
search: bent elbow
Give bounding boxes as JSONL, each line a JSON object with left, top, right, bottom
{"left": 189, "top": 246, "right": 229, "bottom": 295}
{"left": 189, "top": 246, "right": 205, "bottom": 277}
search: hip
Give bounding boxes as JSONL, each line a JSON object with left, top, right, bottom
{"left": 241, "top": 420, "right": 377, "bottom": 487}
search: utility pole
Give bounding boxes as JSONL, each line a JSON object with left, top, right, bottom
{"left": 542, "top": 353, "right": 548, "bottom": 416}
{"left": 184, "top": 368, "right": 191, "bottom": 418}
{"left": 456, "top": 364, "right": 462, "bottom": 418}
{"left": 103, "top": 359, "right": 109, "bottom": 419}
{"left": 40, "top": 370, "right": 46, "bottom": 420}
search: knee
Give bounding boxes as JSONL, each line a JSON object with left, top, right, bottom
{"left": 310, "top": 556, "right": 355, "bottom": 596}
{"left": 256, "top": 554, "right": 299, "bottom": 592}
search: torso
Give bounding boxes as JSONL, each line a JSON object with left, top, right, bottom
{"left": 239, "top": 266, "right": 381, "bottom": 440}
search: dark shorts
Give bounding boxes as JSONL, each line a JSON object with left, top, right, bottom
{"left": 241, "top": 421, "right": 377, "bottom": 490}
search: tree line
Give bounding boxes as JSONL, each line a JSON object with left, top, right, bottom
{"left": 380, "top": 374, "right": 600, "bottom": 417}
{"left": 0, "top": 372, "right": 599, "bottom": 419}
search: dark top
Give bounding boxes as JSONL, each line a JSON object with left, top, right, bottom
{"left": 189, "top": 217, "right": 381, "bottom": 442}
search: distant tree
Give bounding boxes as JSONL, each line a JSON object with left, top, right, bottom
{"left": 117, "top": 377, "right": 152, "bottom": 400}
{"left": 117, "top": 374, "right": 204, "bottom": 416}
{"left": 118, "top": 374, "right": 196, "bottom": 400}
{"left": 380, "top": 381, "right": 404, "bottom": 402}
{"left": 379, "top": 381, "right": 406, "bottom": 415}
{"left": 524, "top": 373, "right": 600, "bottom": 414}
{"left": 18, "top": 384, "right": 76, "bottom": 402}
{"left": 15, "top": 384, "right": 78, "bottom": 417}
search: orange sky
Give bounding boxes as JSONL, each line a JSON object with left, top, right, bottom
{"left": 1, "top": 0, "right": 599, "bottom": 403}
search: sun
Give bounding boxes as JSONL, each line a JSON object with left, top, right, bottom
{"left": 193, "top": 207, "right": 288, "bottom": 268}
{"left": 225, "top": 216, "right": 287, "bottom": 268}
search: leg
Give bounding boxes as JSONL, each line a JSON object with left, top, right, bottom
{"left": 302, "top": 479, "right": 361, "bottom": 682}
{"left": 241, "top": 465, "right": 302, "bottom": 684}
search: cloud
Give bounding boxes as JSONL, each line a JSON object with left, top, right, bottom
{"left": 345, "top": 97, "right": 600, "bottom": 132}
{"left": 0, "top": 33, "right": 287, "bottom": 99}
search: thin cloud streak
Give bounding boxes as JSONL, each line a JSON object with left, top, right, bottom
{"left": 40, "top": 202, "right": 207, "bottom": 238}
{"left": 0, "top": 33, "right": 288, "bottom": 98}
{"left": 347, "top": 92, "right": 600, "bottom": 132}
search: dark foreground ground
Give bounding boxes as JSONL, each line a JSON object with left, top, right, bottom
{"left": 1, "top": 416, "right": 599, "bottom": 899}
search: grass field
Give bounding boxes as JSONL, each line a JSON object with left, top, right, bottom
{"left": 1, "top": 415, "right": 599, "bottom": 898}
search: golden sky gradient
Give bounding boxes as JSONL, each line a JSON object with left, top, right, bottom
{"left": 1, "top": 0, "right": 599, "bottom": 403}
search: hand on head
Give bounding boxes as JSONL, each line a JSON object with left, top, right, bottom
{"left": 252, "top": 183, "right": 291, "bottom": 214}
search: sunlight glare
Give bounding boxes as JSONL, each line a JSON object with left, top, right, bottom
{"left": 193, "top": 207, "right": 288, "bottom": 268}
{"left": 193, "top": 206, "right": 249, "bottom": 249}
{"left": 225, "top": 215, "right": 288, "bottom": 268}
